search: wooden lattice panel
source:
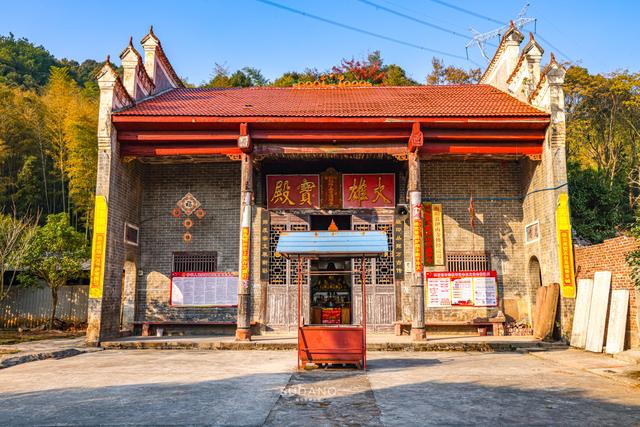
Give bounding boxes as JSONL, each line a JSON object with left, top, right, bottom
{"left": 269, "top": 224, "right": 287, "bottom": 285}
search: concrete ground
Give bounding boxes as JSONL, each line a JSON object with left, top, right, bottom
{"left": 0, "top": 349, "right": 638, "bottom": 426}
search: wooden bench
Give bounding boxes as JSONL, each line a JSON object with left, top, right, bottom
{"left": 394, "top": 319, "right": 505, "bottom": 337}
{"left": 134, "top": 321, "right": 257, "bottom": 336}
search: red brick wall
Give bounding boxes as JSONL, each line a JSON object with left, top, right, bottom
{"left": 574, "top": 236, "right": 639, "bottom": 349}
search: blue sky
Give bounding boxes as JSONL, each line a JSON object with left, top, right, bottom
{"left": 1, "top": 0, "right": 637, "bottom": 85}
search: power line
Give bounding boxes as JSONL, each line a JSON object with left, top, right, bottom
{"left": 429, "top": 0, "right": 574, "bottom": 64}
{"left": 356, "top": 0, "right": 469, "bottom": 39}
{"left": 378, "top": 0, "right": 468, "bottom": 32}
{"left": 427, "top": 0, "right": 504, "bottom": 25}
{"left": 255, "top": 0, "right": 472, "bottom": 62}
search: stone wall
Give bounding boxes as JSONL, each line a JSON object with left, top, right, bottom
{"left": 137, "top": 162, "right": 240, "bottom": 323}
{"left": 574, "top": 236, "right": 640, "bottom": 349}
{"left": 421, "top": 160, "right": 526, "bottom": 323}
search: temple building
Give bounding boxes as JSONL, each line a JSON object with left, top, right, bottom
{"left": 86, "top": 25, "right": 573, "bottom": 344}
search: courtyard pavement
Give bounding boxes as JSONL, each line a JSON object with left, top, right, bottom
{"left": 0, "top": 349, "right": 638, "bottom": 426}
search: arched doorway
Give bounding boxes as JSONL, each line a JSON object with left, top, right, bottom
{"left": 120, "top": 261, "right": 137, "bottom": 332}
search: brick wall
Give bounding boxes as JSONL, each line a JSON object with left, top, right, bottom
{"left": 137, "top": 162, "right": 240, "bottom": 323}
{"left": 574, "top": 236, "right": 640, "bottom": 349}
{"left": 420, "top": 160, "right": 526, "bottom": 323}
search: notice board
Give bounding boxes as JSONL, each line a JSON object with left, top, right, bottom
{"left": 426, "top": 271, "right": 498, "bottom": 307}
{"left": 170, "top": 272, "right": 238, "bottom": 307}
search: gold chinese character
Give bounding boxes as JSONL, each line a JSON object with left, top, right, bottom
{"left": 297, "top": 178, "right": 316, "bottom": 206}
{"left": 348, "top": 177, "right": 368, "bottom": 206}
{"left": 271, "top": 180, "right": 295, "bottom": 206}
{"left": 372, "top": 176, "right": 391, "bottom": 204}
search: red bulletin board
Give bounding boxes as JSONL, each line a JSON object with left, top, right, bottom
{"left": 170, "top": 272, "right": 238, "bottom": 307}
{"left": 267, "top": 175, "right": 320, "bottom": 209}
{"left": 342, "top": 173, "right": 395, "bottom": 208}
{"left": 425, "top": 271, "right": 498, "bottom": 307}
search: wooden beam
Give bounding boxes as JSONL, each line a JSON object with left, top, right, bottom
{"left": 118, "top": 130, "right": 238, "bottom": 142}
{"left": 250, "top": 129, "right": 409, "bottom": 141}
{"left": 421, "top": 142, "right": 542, "bottom": 156}
{"left": 423, "top": 129, "right": 545, "bottom": 141}
{"left": 120, "top": 144, "right": 242, "bottom": 157}
{"left": 254, "top": 143, "right": 407, "bottom": 156}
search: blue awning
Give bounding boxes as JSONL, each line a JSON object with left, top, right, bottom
{"left": 276, "top": 230, "right": 389, "bottom": 258}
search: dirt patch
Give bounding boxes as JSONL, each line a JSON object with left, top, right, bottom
{"left": 0, "top": 330, "right": 85, "bottom": 345}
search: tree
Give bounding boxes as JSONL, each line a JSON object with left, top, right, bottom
{"left": 40, "top": 66, "right": 98, "bottom": 224}
{"left": 202, "top": 64, "right": 269, "bottom": 88}
{"left": 0, "top": 33, "right": 57, "bottom": 90}
{"left": 383, "top": 64, "right": 417, "bottom": 86}
{"left": 0, "top": 211, "right": 37, "bottom": 302}
{"left": 426, "top": 58, "right": 480, "bottom": 85}
{"left": 568, "top": 162, "right": 634, "bottom": 243}
{"left": 332, "top": 51, "right": 386, "bottom": 84}
{"left": 19, "top": 213, "right": 88, "bottom": 329}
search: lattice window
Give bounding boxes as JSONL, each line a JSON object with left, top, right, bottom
{"left": 172, "top": 251, "right": 217, "bottom": 272}
{"left": 375, "top": 223, "right": 394, "bottom": 285}
{"left": 289, "top": 223, "right": 309, "bottom": 286}
{"left": 352, "top": 223, "right": 372, "bottom": 286}
{"left": 446, "top": 252, "right": 491, "bottom": 272}
{"left": 269, "top": 224, "right": 287, "bottom": 285}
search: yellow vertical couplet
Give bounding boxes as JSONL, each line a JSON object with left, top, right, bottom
{"left": 240, "top": 227, "right": 250, "bottom": 281}
{"left": 412, "top": 203, "right": 423, "bottom": 273}
{"left": 89, "top": 196, "right": 108, "bottom": 299}
{"left": 432, "top": 204, "right": 445, "bottom": 266}
{"left": 556, "top": 193, "right": 576, "bottom": 298}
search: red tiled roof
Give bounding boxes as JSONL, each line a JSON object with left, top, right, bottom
{"left": 115, "top": 85, "right": 547, "bottom": 118}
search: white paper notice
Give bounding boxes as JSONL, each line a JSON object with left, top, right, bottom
{"left": 451, "top": 277, "right": 474, "bottom": 306}
{"left": 427, "top": 277, "right": 451, "bottom": 307}
{"left": 171, "top": 273, "right": 238, "bottom": 306}
{"left": 473, "top": 277, "right": 498, "bottom": 306}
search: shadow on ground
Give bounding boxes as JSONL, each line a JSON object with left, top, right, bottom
{"left": 0, "top": 354, "right": 638, "bottom": 426}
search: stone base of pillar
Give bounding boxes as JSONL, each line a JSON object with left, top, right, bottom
{"left": 411, "top": 327, "right": 426, "bottom": 341}
{"left": 235, "top": 328, "right": 252, "bottom": 341}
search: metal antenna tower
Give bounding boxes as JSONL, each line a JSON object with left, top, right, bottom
{"left": 466, "top": 3, "right": 536, "bottom": 61}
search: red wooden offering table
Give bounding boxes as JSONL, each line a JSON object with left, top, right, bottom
{"left": 276, "top": 230, "right": 388, "bottom": 370}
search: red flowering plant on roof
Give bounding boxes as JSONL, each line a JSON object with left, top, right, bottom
{"left": 332, "top": 51, "right": 386, "bottom": 85}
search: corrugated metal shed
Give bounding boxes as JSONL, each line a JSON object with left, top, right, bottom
{"left": 276, "top": 231, "right": 388, "bottom": 257}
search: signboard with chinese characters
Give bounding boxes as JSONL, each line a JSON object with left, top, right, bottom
{"left": 342, "top": 173, "right": 395, "bottom": 209}
{"left": 426, "top": 271, "right": 498, "bottom": 308}
{"left": 170, "top": 272, "right": 238, "bottom": 306}
{"left": 431, "top": 204, "right": 445, "bottom": 266}
{"left": 320, "top": 168, "right": 342, "bottom": 209}
{"left": 427, "top": 277, "right": 451, "bottom": 307}
{"left": 423, "top": 202, "right": 434, "bottom": 266}
{"left": 556, "top": 194, "right": 576, "bottom": 298}
{"left": 259, "top": 210, "right": 270, "bottom": 281}
{"left": 267, "top": 175, "right": 320, "bottom": 210}
{"left": 89, "top": 196, "right": 108, "bottom": 299}
{"left": 393, "top": 216, "right": 405, "bottom": 280}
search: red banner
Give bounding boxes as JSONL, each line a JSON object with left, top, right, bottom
{"left": 267, "top": 175, "right": 320, "bottom": 209}
{"left": 342, "top": 174, "right": 395, "bottom": 208}
{"left": 423, "top": 202, "right": 434, "bottom": 266}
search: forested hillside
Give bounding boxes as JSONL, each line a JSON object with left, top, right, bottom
{"left": 0, "top": 33, "right": 638, "bottom": 243}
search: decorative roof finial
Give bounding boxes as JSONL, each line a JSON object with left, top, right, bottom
{"left": 509, "top": 20, "right": 514, "bottom": 28}
{"left": 550, "top": 52, "right": 557, "bottom": 64}
{"left": 529, "top": 32, "right": 534, "bottom": 41}
{"left": 129, "top": 35, "right": 133, "bottom": 46}
{"left": 106, "top": 54, "right": 110, "bottom": 64}
{"left": 149, "top": 24, "right": 154, "bottom": 35}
